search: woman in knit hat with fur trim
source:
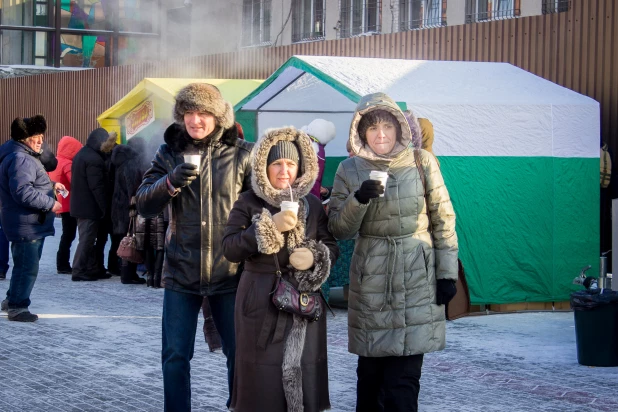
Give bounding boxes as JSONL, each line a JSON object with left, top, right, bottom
{"left": 222, "top": 127, "right": 339, "bottom": 412}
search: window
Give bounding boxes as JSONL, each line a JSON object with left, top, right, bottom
{"left": 399, "top": 0, "right": 446, "bottom": 31}
{"left": 542, "top": 0, "right": 570, "bottom": 14}
{"left": 242, "top": 0, "right": 272, "bottom": 47}
{"left": 466, "top": 0, "right": 520, "bottom": 24}
{"left": 339, "top": 0, "right": 381, "bottom": 38}
{"left": 0, "top": 1, "right": 159, "bottom": 68}
{"left": 292, "top": 0, "right": 325, "bottom": 43}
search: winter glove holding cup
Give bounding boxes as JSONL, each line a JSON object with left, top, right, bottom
{"left": 169, "top": 163, "right": 198, "bottom": 188}
{"left": 354, "top": 179, "right": 384, "bottom": 204}
{"left": 289, "top": 247, "right": 314, "bottom": 270}
{"left": 272, "top": 210, "right": 298, "bottom": 232}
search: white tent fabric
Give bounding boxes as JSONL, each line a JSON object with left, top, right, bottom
{"left": 239, "top": 56, "right": 599, "bottom": 159}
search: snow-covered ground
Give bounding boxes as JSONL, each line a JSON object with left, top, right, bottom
{"left": 1, "top": 219, "right": 616, "bottom": 411}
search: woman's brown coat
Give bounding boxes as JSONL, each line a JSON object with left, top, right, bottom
{"left": 222, "top": 127, "right": 339, "bottom": 412}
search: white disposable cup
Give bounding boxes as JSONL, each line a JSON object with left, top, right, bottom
{"left": 280, "top": 201, "right": 299, "bottom": 215}
{"left": 183, "top": 154, "right": 201, "bottom": 171}
{"left": 369, "top": 170, "right": 388, "bottom": 197}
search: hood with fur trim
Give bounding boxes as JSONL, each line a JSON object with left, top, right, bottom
{"left": 349, "top": 92, "right": 421, "bottom": 162}
{"left": 173, "top": 83, "right": 235, "bottom": 130}
{"left": 251, "top": 127, "right": 318, "bottom": 208}
{"left": 86, "top": 128, "right": 111, "bottom": 152}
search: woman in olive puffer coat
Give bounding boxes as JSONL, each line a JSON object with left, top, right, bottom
{"left": 328, "top": 92, "right": 459, "bottom": 412}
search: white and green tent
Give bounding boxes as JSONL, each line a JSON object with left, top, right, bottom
{"left": 235, "top": 55, "right": 600, "bottom": 305}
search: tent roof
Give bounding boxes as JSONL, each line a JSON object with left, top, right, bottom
{"left": 98, "top": 78, "right": 263, "bottom": 123}
{"left": 236, "top": 56, "right": 597, "bottom": 111}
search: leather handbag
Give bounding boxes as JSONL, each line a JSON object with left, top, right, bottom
{"left": 117, "top": 212, "right": 144, "bottom": 264}
{"left": 270, "top": 254, "right": 323, "bottom": 322}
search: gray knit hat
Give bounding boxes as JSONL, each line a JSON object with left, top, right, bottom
{"left": 267, "top": 141, "right": 300, "bottom": 166}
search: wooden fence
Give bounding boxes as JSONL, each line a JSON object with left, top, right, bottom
{"left": 0, "top": 1, "right": 615, "bottom": 155}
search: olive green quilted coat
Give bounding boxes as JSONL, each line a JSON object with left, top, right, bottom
{"left": 328, "top": 93, "right": 458, "bottom": 357}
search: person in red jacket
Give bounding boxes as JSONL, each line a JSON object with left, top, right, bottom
{"left": 48, "top": 136, "right": 83, "bottom": 274}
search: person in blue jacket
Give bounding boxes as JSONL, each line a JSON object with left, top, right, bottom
{"left": 0, "top": 115, "right": 65, "bottom": 322}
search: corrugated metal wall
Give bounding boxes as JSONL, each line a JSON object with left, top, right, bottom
{"left": 1, "top": 1, "right": 615, "bottom": 153}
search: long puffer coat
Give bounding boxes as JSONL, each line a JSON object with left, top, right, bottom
{"left": 328, "top": 92, "right": 458, "bottom": 358}
{"left": 70, "top": 128, "right": 110, "bottom": 220}
{"left": 136, "top": 123, "right": 252, "bottom": 296}
{"left": 222, "top": 127, "right": 339, "bottom": 412}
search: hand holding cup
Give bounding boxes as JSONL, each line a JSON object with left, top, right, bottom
{"left": 169, "top": 163, "right": 198, "bottom": 188}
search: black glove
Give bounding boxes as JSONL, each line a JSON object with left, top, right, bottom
{"left": 169, "top": 163, "right": 198, "bottom": 188}
{"left": 354, "top": 179, "right": 384, "bottom": 204}
{"left": 436, "top": 279, "right": 457, "bottom": 305}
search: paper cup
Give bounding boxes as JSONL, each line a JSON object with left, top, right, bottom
{"left": 280, "top": 201, "right": 299, "bottom": 215}
{"left": 183, "top": 154, "right": 201, "bottom": 171}
{"left": 369, "top": 170, "right": 388, "bottom": 197}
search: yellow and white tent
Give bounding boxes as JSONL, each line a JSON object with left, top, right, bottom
{"left": 97, "top": 78, "right": 263, "bottom": 142}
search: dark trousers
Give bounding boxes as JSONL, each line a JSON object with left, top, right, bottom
{"left": 93, "top": 221, "right": 109, "bottom": 274}
{"left": 5, "top": 238, "right": 45, "bottom": 309}
{"left": 356, "top": 354, "right": 424, "bottom": 412}
{"left": 108, "top": 234, "right": 124, "bottom": 274}
{"left": 0, "top": 224, "right": 9, "bottom": 275}
{"left": 162, "top": 289, "right": 236, "bottom": 411}
{"left": 73, "top": 218, "right": 103, "bottom": 277}
{"left": 56, "top": 212, "right": 77, "bottom": 270}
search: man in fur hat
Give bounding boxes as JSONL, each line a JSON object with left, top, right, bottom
{"left": 0, "top": 115, "right": 65, "bottom": 322}
{"left": 136, "top": 83, "right": 253, "bottom": 410}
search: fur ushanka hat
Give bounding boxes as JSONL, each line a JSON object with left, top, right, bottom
{"left": 11, "top": 115, "right": 47, "bottom": 141}
{"left": 173, "top": 83, "right": 234, "bottom": 130}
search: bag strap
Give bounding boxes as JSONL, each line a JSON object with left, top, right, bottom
{"left": 258, "top": 254, "right": 286, "bottom": 350}
{"left": 414, "top": 149, "right": 433, "bottom": 233}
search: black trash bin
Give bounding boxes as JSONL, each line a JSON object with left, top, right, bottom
{"left": 571, "top": 289, "right": 618, "bottom": 367}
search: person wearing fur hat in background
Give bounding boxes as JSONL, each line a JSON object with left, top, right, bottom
{"left": 0, "top": 115, "right": 65, "bottom": 322}
{"left": 135, "top": 83, "right": 253, "bottom": 410}
{"left": 328, "top": 92, "right": 458, "bottom": 412}
{"left": 300, "top": 119, "right": 336, "bottom": 200}
{"left": 70, "top": 128, "right": 116, "bottom": 282}
{"left": 222, "top": 127, "right": 339, "bottom": 412}
{"left": 48, "top": 136, "right": 83, "bottom": 275}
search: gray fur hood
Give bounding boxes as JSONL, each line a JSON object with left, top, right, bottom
{"left": 251, "top": 126, "right": 319, "bottom": 208}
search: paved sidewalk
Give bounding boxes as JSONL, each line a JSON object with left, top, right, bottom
{"left": 1, "top": 220, "right": 617, "bottom": 411}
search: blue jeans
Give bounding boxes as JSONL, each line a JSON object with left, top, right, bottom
{"left": 162, "top": 289, "right": 236, "bottom": 411}
{"left": 0, "top": 224, "right": 10, "bottom": 275}
{"left": 5, "top": 238, "right": 45, "bottom": 309}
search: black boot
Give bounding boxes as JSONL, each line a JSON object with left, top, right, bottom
{"left": 153, "top": 273, "right": 162, "bottom": 289}
{"left": 120, "top": 262, "right": 146, "bottom": 285}
{"left": 146, "top": 272, "right": 154, "bottom": 288}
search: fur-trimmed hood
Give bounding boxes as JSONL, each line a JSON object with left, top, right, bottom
{"left": 163, "top": 122, "right": 240, "bottom": 153}
{"left": 86, "top": 128, "right": 112, "bottom": 152}
{"left": 349, "top": 92, "right": 421, "bottom": 162}
{"left": 251, "top": 127, "right": 319, "bottom": 208}
{"left": 173, "top": 83, "right": 235, "bottom": 130}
